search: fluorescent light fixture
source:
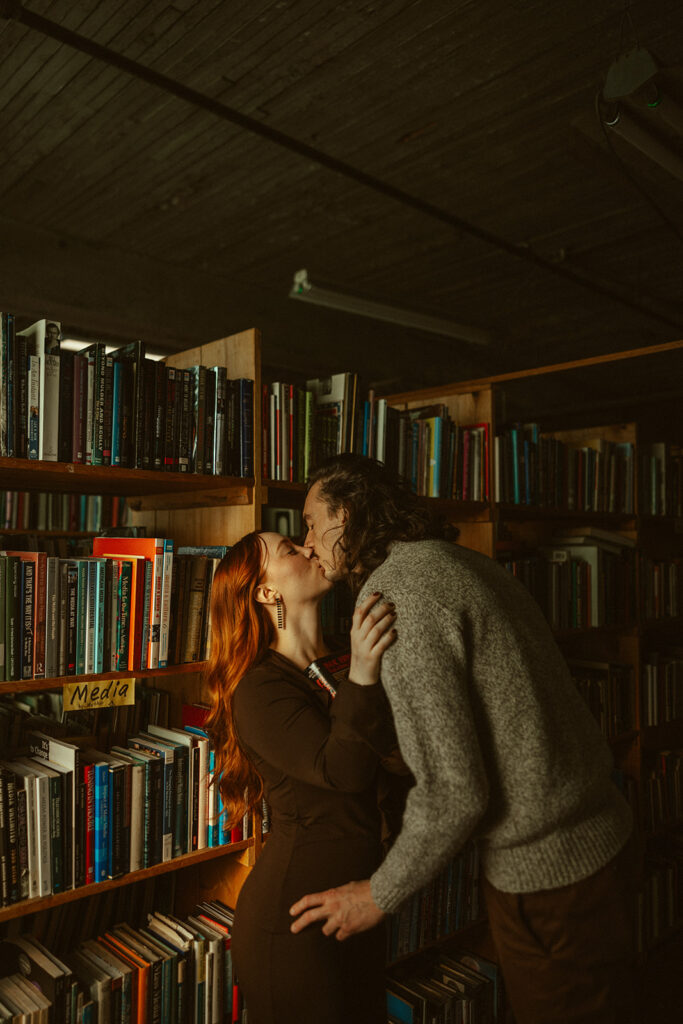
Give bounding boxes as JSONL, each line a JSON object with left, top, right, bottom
{"left": 602, "top": 105, "right": 683, "bottom": 182}
{"left": 289, "top": 269, "right": 490, "bottom": 345}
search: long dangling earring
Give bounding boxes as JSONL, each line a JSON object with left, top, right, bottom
{"left": 276, "top": 596, "right": 285, "bottom": 630}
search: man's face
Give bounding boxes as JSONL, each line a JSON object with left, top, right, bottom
{"left": 302, "top": 481, "right": 346, "bottom": 581}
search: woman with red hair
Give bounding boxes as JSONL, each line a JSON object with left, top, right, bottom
{"left": 205, "top": 530, "right": 397, "bottom": 1024}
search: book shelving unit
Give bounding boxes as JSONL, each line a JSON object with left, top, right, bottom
{"left": 381, "top": 337, "right": 683, "bottom": 959}
{"left": 0, "top": 327, "right": 263, "bottom": 931}
{"left": 2, "top": 326, "right": 681, "bottom": 997}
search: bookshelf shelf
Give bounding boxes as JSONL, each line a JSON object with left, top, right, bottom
{"left": 0, "top": 529, "right": 100, "bottom": 538}
{"left": 0, "top": 661, "right": 206, "bottom": 694}
{"left": 0, "top": 457, "right": 253, "bottom": 509}
{"left": 419, "top": 497, "right": 491, "bottom": 521}
{"left": 262, "top": 480, "right": 307, "bottom": 508}
{"left": 387, "top": 916, "right": 488, "bottom": 968}
{"left": 497, "top": 504, "right": 637, "bottom": 525}
{"left": 0, "top": 839, "right": 253, "bottom": 924}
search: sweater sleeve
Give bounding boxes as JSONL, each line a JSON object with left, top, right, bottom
{"left": 233, "top": 669, "right": 387, "bottom": 792}
{"left": 366, "top": 592, "right": 489, "bottom": 913}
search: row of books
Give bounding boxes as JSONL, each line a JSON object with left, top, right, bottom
{"left": 0, "top": 537, "right": 227, "bottom": 682}
{"left": 499, "top": 538, "right": 636, "bottom": 631}
{"left": 0, "top": 717, "right": 251, "bottom": 907}
{"left": 1, "top": 492, "right": 130, "bottom": 534}
{"left": 641, "top": 650, "right": 683, "bottom": 727}
{"left": 640, "top": 557, "right": 682, "bottom": 621}
{"left": 363, "top": 399, "right": 490, "bottom": 501}
{"left": 642, "top": 749, "right": 682, "bottom": 836}
{"left": 0, "top": 317, "right": 254, "bottom": 477}
{"left": 638, "top": 442, "right": 683, "bottom": 517}
{"left": 636, "top": 849, "right": 682, "bottom": 953}
{"left": 387, "top": 942, "right": 504, "bottom": 1024}
{"left": 0, "top": 897, "right": 244, "bottom": 1024}
{"left": 493, "top": 426, "right": 635, "bottom": 513}
{"left": 261, "top": 372, "right": 359, "bottom": 482}
{"left": 387, "top": 845, "right": 480, "bottom": 963}
{"left": 0, "top": 684, "right": 175, "bottom": 757}
{"left": 568, "top": 659, "right": 635, "bottom": 740}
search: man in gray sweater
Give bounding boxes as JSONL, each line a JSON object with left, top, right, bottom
{"left": 289, "top": 454, "right": 639, "bottom": 1023}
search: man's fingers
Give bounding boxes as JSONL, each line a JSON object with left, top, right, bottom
{"left": 289, "top": 890, "right": 328, "bottom": 916}
{"left": 290, "top": 905, "right": 330, "bottom": 933}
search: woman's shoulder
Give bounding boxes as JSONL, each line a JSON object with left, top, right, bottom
{"left": 234, "top": 651, "right": 307, "bottom": 706}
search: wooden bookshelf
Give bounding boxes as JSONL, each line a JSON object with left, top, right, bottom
{"left": 0, "top": 839, "right": 253, "bottom": 924}
{"left": 0, "top": 662, "right": 206, "bottom": 694}
{"left": 0, "top": 327, "right": 263, "bottom": 934}
{"left": 0, "top": 457, "right": 254, "bottom": 511}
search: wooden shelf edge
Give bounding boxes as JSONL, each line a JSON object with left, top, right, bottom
{"left": 497, "top": 504, "right": 637, "bottom": 523}
{"left": 387, "top": 917, "right": 488, "bottom": 968}
{"left": 0, "top": 840, "right": 253, "bottom": 923}
{"left": 0, "top": 663, "right": 207, "bottom": 694}
{"left": 0, "top": 457, "right": 254, "bottom": 504}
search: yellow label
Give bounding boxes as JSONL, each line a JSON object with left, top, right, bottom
{"left": 63, "top": 678, "right": 135, "bottom": 711}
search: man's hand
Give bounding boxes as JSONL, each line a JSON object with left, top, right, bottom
{"left": 289, "top": 879, "right": 385, "bottom": 941}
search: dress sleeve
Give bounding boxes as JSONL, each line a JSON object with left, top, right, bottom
{"left": 233, "top": 668, "right": 391, "bottom": 792}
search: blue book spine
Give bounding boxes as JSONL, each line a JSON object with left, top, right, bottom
{"left": 217, "top": 775, "right": 229, "bottom": 846}
{"left": 111, "top": 360, "right": 122, "bottom": 466}
{"left": 93, "top": 764, "right": 108, "bottom": 882}
{"left": 208, "top": 749, "right": 218, "bottom": 848}
{"left": 510, "top": 427, "right": 520, "bottom": 504}
{"left": 362, "top": 401, "right": 370, "bottom": 456}
{"left": 431, "top": 417, "right": 442, "bottom": 498}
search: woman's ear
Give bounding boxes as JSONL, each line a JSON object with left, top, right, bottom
{"left": 254, "top": 585, "right": 278, "bottom": 606}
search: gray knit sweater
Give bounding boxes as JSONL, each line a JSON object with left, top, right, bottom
{"left": 355, "top": 540, "right": 633, "bottom": 914}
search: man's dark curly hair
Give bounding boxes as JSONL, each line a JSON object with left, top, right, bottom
{"left": 307, "top": 453, "right": 451, "bottom": 593}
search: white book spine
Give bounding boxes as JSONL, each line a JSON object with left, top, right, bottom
{"left": 40, "top": 354, "right": 60, "bottom": 461}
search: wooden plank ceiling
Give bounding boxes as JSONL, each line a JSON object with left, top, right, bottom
{"left": 0, "top": 0, "right": 682, "bottom": 401}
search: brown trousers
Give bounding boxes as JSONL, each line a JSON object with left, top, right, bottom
{"left": 482, "top": 834, "right": 642, "bottom": 1024}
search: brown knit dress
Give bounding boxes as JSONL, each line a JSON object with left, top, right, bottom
{"left": 230, "top": 649, "right": 393, "bottom": 1024}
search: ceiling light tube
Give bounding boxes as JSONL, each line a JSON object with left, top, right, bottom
{"left": 289, "top": 269, "right": 490, "bottom": 345}
{"left": 603, "top": 106, "right": 683, "bottom": 182}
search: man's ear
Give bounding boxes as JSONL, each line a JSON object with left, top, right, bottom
{"left": 254, "top": 585, "right": 279, "bottom": 606}
{"left": 339, "top": 505, "right": 349, "bottom": 525}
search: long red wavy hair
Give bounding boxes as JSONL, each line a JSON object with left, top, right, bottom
{"left": 204, "top": 531, "right": 274, "bottom": 828}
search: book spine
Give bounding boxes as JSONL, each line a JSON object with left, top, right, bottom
{"left": 102, "top": 352, "right": 114, "bottom": 465}
{"left": 22, "top": 561, "right": 35, "bottom": 679}
{"left": 239, "top": 378, "right": 254, "bottom": 478}
{"left": 159, "top": 541, "right": 174, "bottom": 669}
{"left": 45, "top": 557, "right": 59, "bottom": 679}
{"left": 58, "top": 351, "right": 75, "bottom": 463}
{"left": 178, "top": 368, "right": 191, "bottom": 472}
{"left": 41, "top": 353, "right": 60, "bottom": 461}
{"left": 15, "top": 784, "right": 29, "bottom": 901}
{"left": 27, "top": 353, "right": 40, "bottom": 459}
{"left": 154, "top": 361, "right": 166, "bottom": 471}
{"left": 164, "top": 366, "right": 177, "bottom": 471}
{"left": 204, "top": 371, "right": 216, "bottom": 475}
{"left": 33, "top": 553, "right": 47, "bottom": 678}
{"left": 111, "top": 359, "right": 123, "bottom": 466}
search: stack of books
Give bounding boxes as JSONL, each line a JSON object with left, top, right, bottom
{"left": 363, "top": 398, "right": 489, "bottom": 501}
{"left": 0, "top": 538, "right": 228, "bottom": 682}
{"left": 387, "top": 844, "right": 481, "bottom": 963}
{"left": 494, "top": 424, "right": 635, "bottom": 512}
{"left": 0, "top": 898, "right": 244, "bottom": 1024}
